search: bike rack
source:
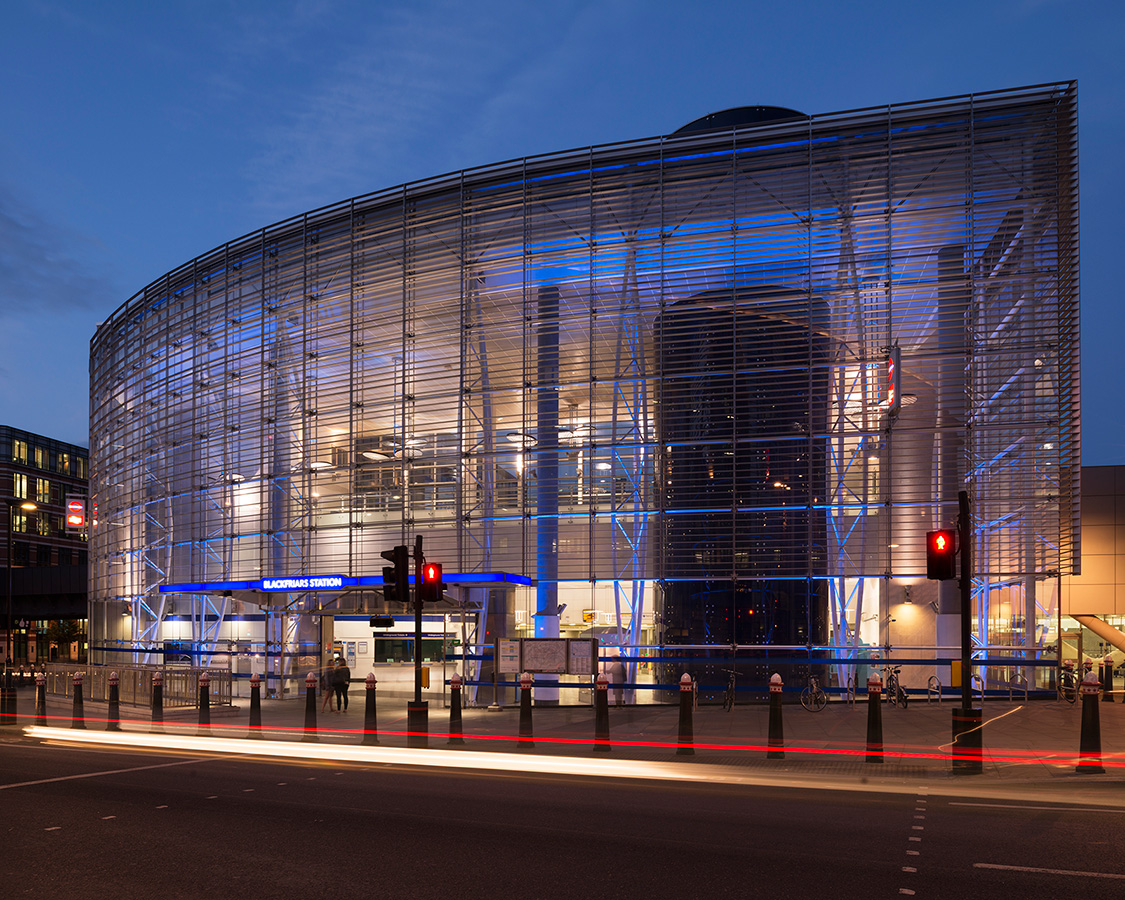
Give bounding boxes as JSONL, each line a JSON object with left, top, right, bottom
{"left": 845, "top": 673, "right": 856, "bottom": 707}
{"left": 927, "top": 675, "right": 942, "bottom": 704}
{"left": 971, "top": 673, "right": 985, "bottom": 705}
{"left": 1008, "top": 672, "right": 1028, "bottom": 702}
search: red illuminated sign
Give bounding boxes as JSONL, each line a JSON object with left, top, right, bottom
{"left": 65, "top": 496, "right": 86, "bottom": 532}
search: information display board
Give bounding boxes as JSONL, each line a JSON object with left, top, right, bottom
{"left": 507, "top": 638, "right": 599, "bottom": 675}
{"left": 497, "top": 640, "right": 521, "bottom": 671}
{"left": 522, "top": 639, "right": 568, "bottom": 674}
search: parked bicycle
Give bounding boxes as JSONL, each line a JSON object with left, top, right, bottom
{"left": 800, "top": 674, "right": 828, "bottom": 711}
{"left": 722, "top": 669, "right": 738, "bottom": 711}
{"left": 884, "top": 665, "right": 909, "bottom": 708}
{"left": 1057, "top": 661, "right": 1077, "bottom": 704}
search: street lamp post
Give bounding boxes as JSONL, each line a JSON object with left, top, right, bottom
{"left": 3, "top": 499, "right": 36, "bottom": 724}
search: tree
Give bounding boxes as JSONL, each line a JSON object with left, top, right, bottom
{"left": 46, "top": 619, "right": 81, "bottom": 660}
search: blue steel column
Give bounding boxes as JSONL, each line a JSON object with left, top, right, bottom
{"left": 535, "top": 285, "right": 560, "bottom": 705}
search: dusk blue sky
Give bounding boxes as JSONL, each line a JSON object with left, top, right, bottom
{"left": 1, "top": 0, "right": 1121, "bottom": 461}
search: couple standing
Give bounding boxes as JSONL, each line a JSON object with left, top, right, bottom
{"left": 320, "top": 657, "right": 351, "bottom": 712}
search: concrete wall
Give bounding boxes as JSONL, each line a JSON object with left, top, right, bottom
{"left": 1062, "top": 465, "right": 1125, "bottom": 616}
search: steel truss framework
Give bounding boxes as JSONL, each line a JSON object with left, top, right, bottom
{"left": 89, "top": 83, "right": 1079, "bottom": 678}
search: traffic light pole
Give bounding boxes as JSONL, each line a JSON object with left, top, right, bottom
{"left": 412, "top": 535, "right": 424, "bottom": 705}
{"left": 958, "top": 490, "right": 972, "bottom": 710}
{"left": 952, "top": 488, "right": 982, "bottom": 774}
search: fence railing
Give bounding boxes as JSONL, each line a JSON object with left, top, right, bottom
{"left": 38, "top": 663, "right": 233, "bottom": 709}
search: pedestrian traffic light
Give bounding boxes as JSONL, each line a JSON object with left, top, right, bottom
{"left": 381, "top": 545, "right": 409, "bottom": 604}
{"left": 419, "top": 562, "right": 444, "bottom": 604}
{"left": 926, "top": 529, "right": 957, "bottom": 580}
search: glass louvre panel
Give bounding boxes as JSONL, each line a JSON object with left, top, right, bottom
{"left": 89, "top": 84, "right": 1079, "bottom": 667}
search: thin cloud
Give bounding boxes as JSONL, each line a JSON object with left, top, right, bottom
{"left": 241, "top": 0, "right": 586, "bottom": 218}
{"left": 0, "top": 183, "right": 117, "bottom": 319}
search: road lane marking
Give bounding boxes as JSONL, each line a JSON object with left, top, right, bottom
{"left": 0, "top": 757, "right": 211, "bottom": 791}
{"left": 101, "top": 816, "right": 115, "bottom": 820}
{"left": 974, "top": 863, "right": 1125, "bottom": 880}
{"left": 952, "top": 802, "right": 1125, "bottom": 813}
{"left": 45, "top": 827, "right": 61, "bottom": 831}
{"left": 156, "top": 805, "right": 168, "bottom": 809}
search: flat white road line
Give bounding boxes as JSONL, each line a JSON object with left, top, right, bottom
{"left": 974, "top": 863, "right": 1125, "bottom": 880}
{"left": 952, "top": 802, "right": 1125, "bottom": 813}
{"left": 0, "top": 757, "right": 211, "bottom": 791}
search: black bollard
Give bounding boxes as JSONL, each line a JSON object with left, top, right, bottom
{"left": 676, "top": 673, "right": 694, "bottom": 756}
{"left": 767, "top": 673, "right": 784, "bottom": 759}
{"left": 1076, "top": 673, "right": 1106, "bottom": 774}
{"left": 197, "top": 671, "right": 211, "bottom": 736}
{"left": 1102, "top": 658, "right": 1114, "bottom": 703}
{"left": 248, "top": 672, "right": 262, "bottom": 738}
{"left": 35, "top": 671, "right": 46, "bottom": 726}
{"left": 593, "top": 671, "right": 610, "bottom": 752}
{"left": 362, "top": 673, "right": 379, "bottom": 746}
{"left": 302, "top": 671, "right": 319, "bottom": 742}
{"left": 518, "top": 672, "right": 534, "bottom": 749}
{"left": 0, "top": 668, "right": 9, "bottom": 726}
{"left": 71, "top": 671, "right": 86, "bottom": 729}
{"left": 1, "top": 666, "right": 15, "bottom": 726}
{"left": 866, "top": 674, "right": 883, "bottom": 764}
{"left": 447, "top": 673, "right": 465, "bottom": 746}
{"left": 107, "top": 671, "right": 121, "bottom": 732}
{"left": 151, "top": 670, "right": 164, "bottom": 734}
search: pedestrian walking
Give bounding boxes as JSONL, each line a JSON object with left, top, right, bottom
{"left": 320, "top": 664, "right": 334, "bottom": 712}
{"left": 607, "top": 655, "right": 626, "bottom": 707}
{"left": 332, "top": 658, "right": 351, "bottom": 712}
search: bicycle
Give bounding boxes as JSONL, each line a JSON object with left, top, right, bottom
{"left": 721, "top": 669, "right": 737, "bottom": 711}
{"left": 884, "top": 665, "right": 909, "bottom": 708}
{"left": 799, "top": 674, "right": 827, "bottom": 711}
{"left": 1057, "top": 662, "right": 1077, "bottom": 704}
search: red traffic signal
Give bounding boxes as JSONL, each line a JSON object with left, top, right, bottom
{"left": 926, "top": 529, "right": 957, "bottom": 580}
{"left": 419, "top": 562, "right": 444, "bottom": 603}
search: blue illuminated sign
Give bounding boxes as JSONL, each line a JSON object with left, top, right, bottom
{"left": 159, "top": 571, "right": 532, "bottom": 594}
{"left": 260, "top": 575, "right": 345, "bottom": 592}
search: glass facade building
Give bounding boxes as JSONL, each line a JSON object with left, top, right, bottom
{"left": 89, "top": 83, "right": 1079, "bottom": 697}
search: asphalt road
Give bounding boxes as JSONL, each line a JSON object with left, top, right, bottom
{"left": 2, "top": 734, "right": 1123, "bottom": 899}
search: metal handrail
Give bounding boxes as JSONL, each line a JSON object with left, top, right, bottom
{"left": 37, "top": 663, "right": 232, "bottom": 708}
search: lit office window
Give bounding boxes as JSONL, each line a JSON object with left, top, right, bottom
{"left": 36, "top": 478, "right": 50, "bottom": 504}
{"left": 12, "top": 511, "right": 29, "bottom": 534}
{"left": 36, "top": 512, "right": 50, "bottom": 536}
{"left": 57, "top": 452, "right": 70, "bottom": 475}
{"left": 12, "top": 439, "right": 28, "bottom": 464}
{"left": 76, "top": 457, "right": 87, "bottom": 480}
{"left": 33, "top": 446, "right": 46, "bottom": 469}
{"left": 13, "top": 473, "right": 28, "bottom": 500}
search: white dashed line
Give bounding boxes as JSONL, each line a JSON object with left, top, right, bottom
{"left": 101, "top": 816, "right": 115, "bottom": 820}
{"left": 900, "top": 790, "right": 929, "bottom": 896}
{"left": 206, "top": 795, "right": 218, "bottom": 799}
{"left": 156, "top": 805, "right": 168, "bottom": 809}
{"left": 242, "top": 789, "right": 254, "bottom": 792}
{"left": 45, "top": 827, "right": 61, "bottom": 831}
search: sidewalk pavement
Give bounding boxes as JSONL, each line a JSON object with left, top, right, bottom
{"left": 9, "top": 684, "right": 1124, "bottom": 798}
